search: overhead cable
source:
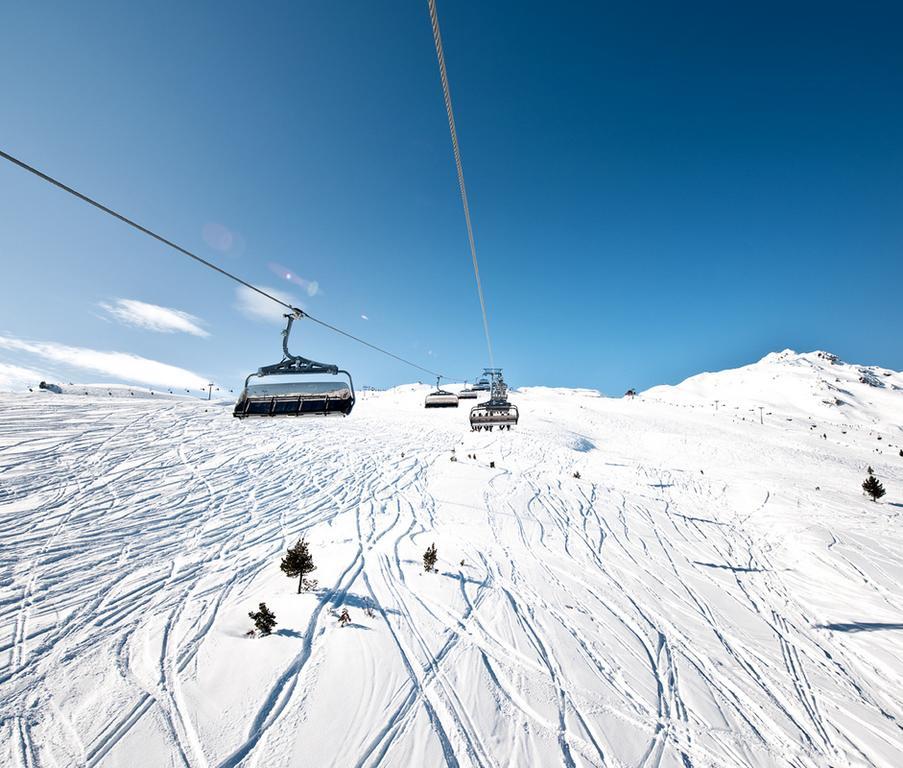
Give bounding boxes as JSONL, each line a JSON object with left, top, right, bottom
{"left": 0, "top": 148, "right": 455, "bottom": 381}
{"left": 427, "top": 0, "right": 495, "bottom": 368}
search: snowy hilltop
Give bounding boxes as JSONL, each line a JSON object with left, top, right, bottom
{"left": 1, "top": 350, "right": 901, "bottom": 767}
{"left": 644, "top": 349, "right": 903, "bottom": 426}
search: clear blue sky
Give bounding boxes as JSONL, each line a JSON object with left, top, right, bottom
{"left": 1, "top": 1, "right": 901, "bottom": 394}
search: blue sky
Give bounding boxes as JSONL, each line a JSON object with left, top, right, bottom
{"left": 1, "top": 1, "right": 901, "bottom": 394}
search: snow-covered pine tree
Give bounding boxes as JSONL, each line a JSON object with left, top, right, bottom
{"left": 281, "top": 538, "right": 316, "bottom": 593}
{"left": 248, "top": 603, "right": 277, "bottom": 636}
{"left": 423, "top": 543, "right": 438, "bottom": 572}
{"left": 862, "top": 475, "right": 886, "bottom": 502}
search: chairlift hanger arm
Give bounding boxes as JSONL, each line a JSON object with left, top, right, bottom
{"left": 257, "top": 312, "right": 339, "bottom": 377}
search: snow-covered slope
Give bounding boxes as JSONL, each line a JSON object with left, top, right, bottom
{"left": 644, "top": 349, "right": 903, "bottom": 428}
{"left": 25, "top": 382, "right": 216, "bottom": 400}
{"left": 1, "top": 353, "right": 902, "bottom": 767}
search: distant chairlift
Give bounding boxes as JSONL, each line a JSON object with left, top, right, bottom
{"left": 459, "top": 372, "right": 490, "bottom": 399}
{"left": 233, "top": 310, "right": 355, "bottom": 419}
{"left": 470, "top": 369, "right": 518, "bottom": 431}
{"left": 424, "top": 377, "right": 459, "bottom": 408}
{"left": 457, "top": 381, "right": 478, "bottom": 400}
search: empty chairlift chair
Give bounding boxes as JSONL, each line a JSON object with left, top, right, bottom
{"left": 457, "top": 382, "right": 478, "bottom": 399}
{"left": 233, "top": 310, "right": 355, "bottom": 419}
{"left": 469, "top": 370, "right": 518, "bottom": 431}
{"left": 459, "top": 371, "right": 491, "bottom": 399}
{"left": 424, "top": 377, "right": 459, "bottom": 408}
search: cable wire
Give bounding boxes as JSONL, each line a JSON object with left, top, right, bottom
{"left": 0, "top": 148, "right": 455, "bottom": 381}
{"left": 428, "top": 0, "right": 495, "bottom": 369}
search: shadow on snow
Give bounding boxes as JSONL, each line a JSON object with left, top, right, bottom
{"left": 816, "top": 622, "right": 903, "bottom": 633}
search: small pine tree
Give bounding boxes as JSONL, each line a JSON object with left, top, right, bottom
{"left": 573, "top": 471, "right": 581, "bottom": 479}
{"left": 248, "top": 603, "right": 277, "bottom": 636}
{"left": 862, "top": 475, "right": 886, "bottom": 502}
{"left": 281, "top": 538, "right": 316, "bottom": 593}
{"left": 423, "top": 543, "right": 438, "bottom": 572}
{"left": 867, "top": 465, "right": 874, "bottom": 475}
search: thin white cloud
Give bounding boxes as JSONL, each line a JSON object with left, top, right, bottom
{"left": 99, "top": 299, "right": 209, "bottom": 337}
{"left": 234, "top": 285, "right": 301, "bottom": 323}
{"left": 0, "top": 362, "right": 53, "bottom": 392}
{"left": 361, "top": 314, "right": 369, "bottom": 321}
{"left": 0, "top": 335, "right": 209, "bottom": 389}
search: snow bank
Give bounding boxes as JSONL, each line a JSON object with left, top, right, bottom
{"left": 643, "top": 349, "right": 903, "bottom": 427}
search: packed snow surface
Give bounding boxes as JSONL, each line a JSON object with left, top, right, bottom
{"left": 1, "top": 351, "right": 902, "bottom": 767}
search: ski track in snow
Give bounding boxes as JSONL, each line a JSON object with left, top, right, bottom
{"left": 1, "top": 368, "right": 902, "bottom": 767}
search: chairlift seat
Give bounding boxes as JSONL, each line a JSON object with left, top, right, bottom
{"left": 234, "top": 381, "right": 354, "bottom": 418}
{"left": 468, "top": 370, "right": 517, "bottom": 429}
{"left": 424, "top": 390, "right": 459, "bottom": 408}
{"left": 469, "top": 400, "right": 519, "bottom": 428}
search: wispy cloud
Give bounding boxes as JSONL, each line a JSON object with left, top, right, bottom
{"left": 99, "top": 299, "right": 209, "bottom": 337}
{"left": 0, "top": 362, "right": 54, "bottom": 392}
{"left": 0, "top": 335, "right": 209, "bottom": 389}
{"left": 234, "top": 285, "right": 300, "bottom": 323}
{"left": 268, "top": 262, "right": 321, "bottom": 297}
{"left": 361, "top": 314, "right": 369, "bottom": 321}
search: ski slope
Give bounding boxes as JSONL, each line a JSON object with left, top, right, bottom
{"left": 1, "top": 351, "right": 902, "bottom": 767}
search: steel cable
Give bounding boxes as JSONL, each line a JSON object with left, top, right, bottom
{"left": 428, "top": 0, "right": 495, "bottom": 369}
{"left": 0, "top": 148, "right": 458, "bottom": 381}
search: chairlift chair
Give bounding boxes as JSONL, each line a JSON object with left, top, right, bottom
{"left": 233, "top": 310, "right": 355, "bottom": 419}
{"left": 424, "top": 376, "right": 459, "bottom": 408}
{"left": 469, "top": 369, "right": 518, "bottom": 430}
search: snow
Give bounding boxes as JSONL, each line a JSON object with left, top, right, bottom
{"left": 0, "top": 364, "right": 54, "bottom": 393}
{"left": 5, "top": 381, "right": 220, "bottom": 400}
{"left": 1, "top": 350, "right": 902, "bottom": 767}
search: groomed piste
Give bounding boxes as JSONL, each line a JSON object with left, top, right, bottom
{"left": 2, "top": 350, "right": 902, "bottom": 767}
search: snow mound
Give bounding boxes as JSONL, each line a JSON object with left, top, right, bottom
{"left": 561, "top": 431, "right": 596, "bottom": 452}
{"left": 643, "top": 349, "right": 903, "bottom": 426}
{"left": 21, "top": 382, "right": 208, "bottom": 400}
{"left": 517, "top": 386, "right": 603, "bottom": 398}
